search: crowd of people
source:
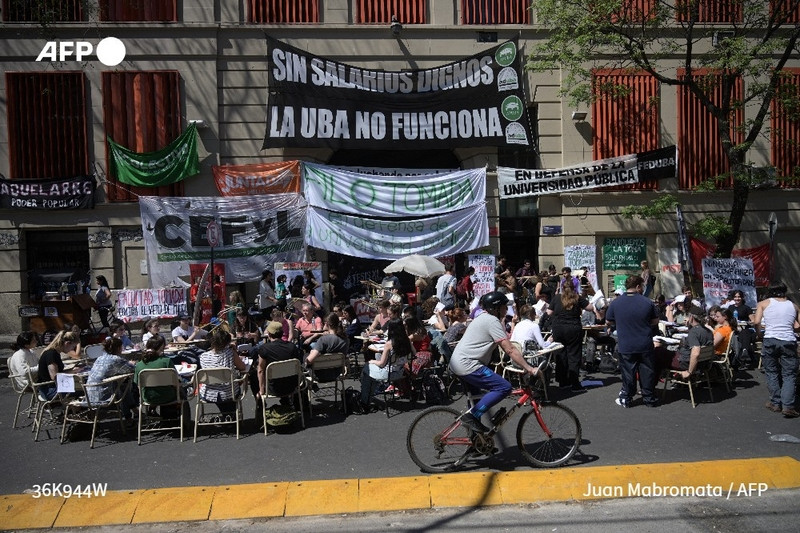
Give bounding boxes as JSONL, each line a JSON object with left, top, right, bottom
{"left": 7, "top": 257, "right": 799, "bottom": 444}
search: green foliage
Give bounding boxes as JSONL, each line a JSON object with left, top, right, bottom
{"left": 620, "top": 194, "right": 678, "bottom": 220}
{"left": 692, "top": 216, "right": 733, "bottom": 242}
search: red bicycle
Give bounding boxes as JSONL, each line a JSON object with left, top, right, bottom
{"left": 406, "top": 361, "right": 581, "bottom": 473}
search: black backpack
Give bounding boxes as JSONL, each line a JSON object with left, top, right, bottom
{"left": 343, "top": 387, "right": 365, "bottom": 415}
{"left": 422, "top": 373, "right": 447, "bottom": 405}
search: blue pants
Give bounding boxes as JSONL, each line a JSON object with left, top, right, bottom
{"left": 459, "top": 366, "right": 512, "bottom": 418}
{"left": 618, "top": 350, "right": 658, "bottom": 405}
{"left": 762, "top": 338, "right": 798, "bottom": 409}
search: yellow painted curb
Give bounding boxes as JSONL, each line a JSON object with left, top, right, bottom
{"left": 131, "top": 486, "right": 215, "bottom": 524}
{"left": 0, "top": 494, "right": 62, "bottom": 530}
{"left": 2, "top": 457, "right": 799, "bottom": 529}
{"left": 210, "top": 483, "right": 289, "bottom": 520}
{"left": 54, "top": 490, "right": 143, "bottom": 528}
{"left": 359, "top": 476, "right": 430, "bottom": 512}
{"left": 284, "top": 479, "right": 359, "bottom": 516}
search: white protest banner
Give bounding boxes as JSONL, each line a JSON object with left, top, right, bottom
{"left": 139, "top": 194, "right": 307, "bottom": 288}
{"left": 306, "top": 204, "right": 489, "bottom": 260}
{"left": 116, "top": 288, "right": 187, "bottom": 323}
{"left": 498, "top": 154, "right": 639, "bottom": 198}
{"left": 304, "top": 163, "right": 486, "bottom": 217}
{"left": 330, "top": 165, "right": 455, "bottom": 177}
{"left": 564, "top": 244, "right": 598, "bottom": 290}
{"left": 701, "top": 257, "right": 757, "bottom": 310}
{"left": 468, "top": 254, "right": 495, "bottom": 299}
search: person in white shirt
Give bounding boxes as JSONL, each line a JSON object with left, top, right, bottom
{"left": 8, "top": 331, "right": 39, "bottom": 388}
{"left": 510, "top": 304, "right": 551, "bottom": 350}
{"left": 171, "top": 314, "right": 208, "bottom": 343}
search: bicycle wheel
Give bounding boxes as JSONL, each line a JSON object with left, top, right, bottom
{"left": 516, "top": 402, "right": 581, "bottom": 468}
{"left": 407, "top": 406, "right": 472, "bottom": 473}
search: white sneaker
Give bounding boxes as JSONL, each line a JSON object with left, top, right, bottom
{"left": 615, "top": 397, "right": 629, "bottom": 408}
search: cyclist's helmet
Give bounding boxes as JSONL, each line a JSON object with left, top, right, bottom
{"left": 481, "top": 291, "right": 509, "bottom": 311}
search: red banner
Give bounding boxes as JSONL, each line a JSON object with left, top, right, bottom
{"left": 189, "top": 263, "right": 227, "bottom": 325}
{"left": 689, "top": 238, "right": 770, "bottom": 287}
{"left": 212, "top": 161, "right": 301, "bottom": 196}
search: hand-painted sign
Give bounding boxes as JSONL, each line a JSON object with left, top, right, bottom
{"left": 0, "top": 175, "right": 94, "bottom": 209}
{"left": 602, "top": 237, "right": 646, "bottom": 271}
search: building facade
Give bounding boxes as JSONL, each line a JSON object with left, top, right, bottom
{"left": 1, "top": 0, "right": 798, "bottom": 334}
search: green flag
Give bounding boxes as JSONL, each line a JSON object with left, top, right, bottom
{"left": 108, "top": 123, "right": 199, "bottom": 187}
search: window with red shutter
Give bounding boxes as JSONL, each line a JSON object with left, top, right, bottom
{"left": 461, "top": 0, "right": 530, "bottom": 24}
{"left": 356, "top": 0, "right": 426, "bottom": 23}
{"left": 2, "top": 0, "right": 83, "bottom": 22}
{"left": 771, "top": 68, "right": 800, "bottom": 187}
{"left": 5, "top": 72, "right": 89, "bottom": 180}
{"left": 676, "top": 69, "right": 743, "bottom": 189}
{"left": 99, "top": 0, "right": 177, "bottom": 22}
{"left": 675, "top": 0, "right": 742, "bottom": 23}
{"left": 248, "top": 0, "right": 320, "bottom": 23}
{"left": 592, "top": 69, "right": 659, "bottom": 191}
{"left": 102, "top": 71, "right": 184, "bottom": 202}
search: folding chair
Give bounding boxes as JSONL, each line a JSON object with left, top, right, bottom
{"left": 261, "top": 359, "right": 306, "bottom": 435}
{"left": 193, "top": 367, "right": 247, "bottom": 442}
{"left": 61, "top": 374, "right": 131, "bottom": 448}
{"left": 137, "top": 368, "right": 186, "bottom": 444}
{"left": 712, "top": 335, "right": 736, "bottom": 392}
{"left": 9, "top": 371, "right": 37, "bottom": 429}
{"left": 29, "top": 369, "right": 68, "bottom": 442}
{"left": 662, "top": 345, "right": 716, "bottom": 408}
{"left": 306, "top": 352, "right": 348, "bottom": 416}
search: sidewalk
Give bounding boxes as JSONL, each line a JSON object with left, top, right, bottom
{"left": 3, "top": 457, "right": 800, "bottom": 529}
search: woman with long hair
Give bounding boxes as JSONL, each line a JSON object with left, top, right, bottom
{"left": 141, "top": 319, "right": 165, "bottom": 344}
{"left": 85, "top": 336, "right": 135, "bottom": 413}
{"left": 134, "top": 336, "right": 179, "bottom": 415}
{"left": 36, "top": 330, "right": 80, "bottom": 400}
{"left": 547, "top": 284, "right": 597, "bottom": 391}
{"left": 709, "top": 305, "right": 735, "bottom": 357}
{"left": 359, "top": 318, "right": 416, "bottom": 410}
{"left": 198, "top": 328, "right": 247, "bottom": 414}
{"left": 95, "top": 275, "right": 113, "bottom": 330}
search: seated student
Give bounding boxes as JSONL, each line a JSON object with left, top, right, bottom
{"left": 134, "top": 336, "right": 182, "bottom": 417}
{"left": 510, "top": 304, "right": 552, "bottom": 350}
{"left": 233, "top": 309, "right": 261, "bottom": 346}
{"left": 141, "top": 319, "right": 166, "bottom": 345}
{"left": 254, "top": 321, "right": 305, "bottom": 412}
{"left": 198, "top": 328, "right": 248, "bottom": 414}
{"left": 305, "top": 313, "right": 349, "bottom": 366}
{"left": 171, "top": 314, "right": 208, "bottom": 343}
{"left": 8, "top": 331, "right": 39, "bottom": 389}
{"left": 295, "top": 303, "right": 323, "bottom": 351}
{"left": 85, "top": 336, "right": 136, "bottom": 419}
{"left": 269, "top": 307, "right": 294, "bottom": 343}
{"left": 110, "top": 320, "right": 135, "bottom": 350}
{"left": 655, "top": 306, "right": 713, "bottom": 377}
{"left": 36, "top": 330, "right": 80, "bottom": 400}
{"left": 359, "top": 318, "right": 416, "bottom": 411}
{"left": 365, "top": 300, "right": 392, "bottom": 335}
{"left": 709, "top": 305, "right": 735, "bottom": 357}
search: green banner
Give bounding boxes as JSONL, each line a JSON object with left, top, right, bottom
{"left": 108, "top": 123, "right": 199, "bottom": 187}
{"left": 602, "top": 237, "right": 646, "bottom": 270}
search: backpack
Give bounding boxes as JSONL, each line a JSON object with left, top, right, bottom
{"left": 456, "top": 276, "right": 470, "bottom": 298}
{"left": 343, "top": 387, "right": 365, "bottom": 415}
{"left": 422, "top": 372, "right": 447, "bottom": 405}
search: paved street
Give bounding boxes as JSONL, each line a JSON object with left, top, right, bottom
{"left": 2, "top": 351, "right": 799, "bottom": 498}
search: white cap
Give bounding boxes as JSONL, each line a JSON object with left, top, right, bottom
{"left": 673, "top": 294, "right": 686, "bottom": 303}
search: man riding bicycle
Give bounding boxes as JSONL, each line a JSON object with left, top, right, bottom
{"left": 449, "top": 291, "right": 538, "bottom": 433}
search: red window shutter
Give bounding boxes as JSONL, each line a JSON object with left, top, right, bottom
{"left": 2, "top": 0, "right": 83, "bottom": 22}
{"left": 461, "top": 0, "right": 530, "bottom": 25}
{"left": 356, "top": 0, "right": 426, "bottom": 23}
{"left": 677, "top": 69, "right": 743, "bottom": 189}
{"left": 592, "top": 69, "right": 659, "bottom": 191}
{"left": 99, "top": 0, "right": 177, "bottom": 22}
{"left": 770, "top": 0, "right": 800, "bottom": 23}
{"left": 676, "top": 0, "right": 742, "bottom": 23}
{"left": 248, "top": 0, "right": 320, "bottom": 23}
{"left": 102, "top": 71, "right": 184, "bottom": 202}
{"left": 6, "top": 72, "right": 89, "bottom": 180}
{"left": 771, "top": 68, "right": 800, "bottom": 187}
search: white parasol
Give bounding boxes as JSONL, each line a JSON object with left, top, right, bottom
{"left": 384, "top": 254, "right": 446, "bottom": 278}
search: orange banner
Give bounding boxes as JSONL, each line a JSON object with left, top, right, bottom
{"left": 212, "top": 161, "right": 301, "bottom": 196}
